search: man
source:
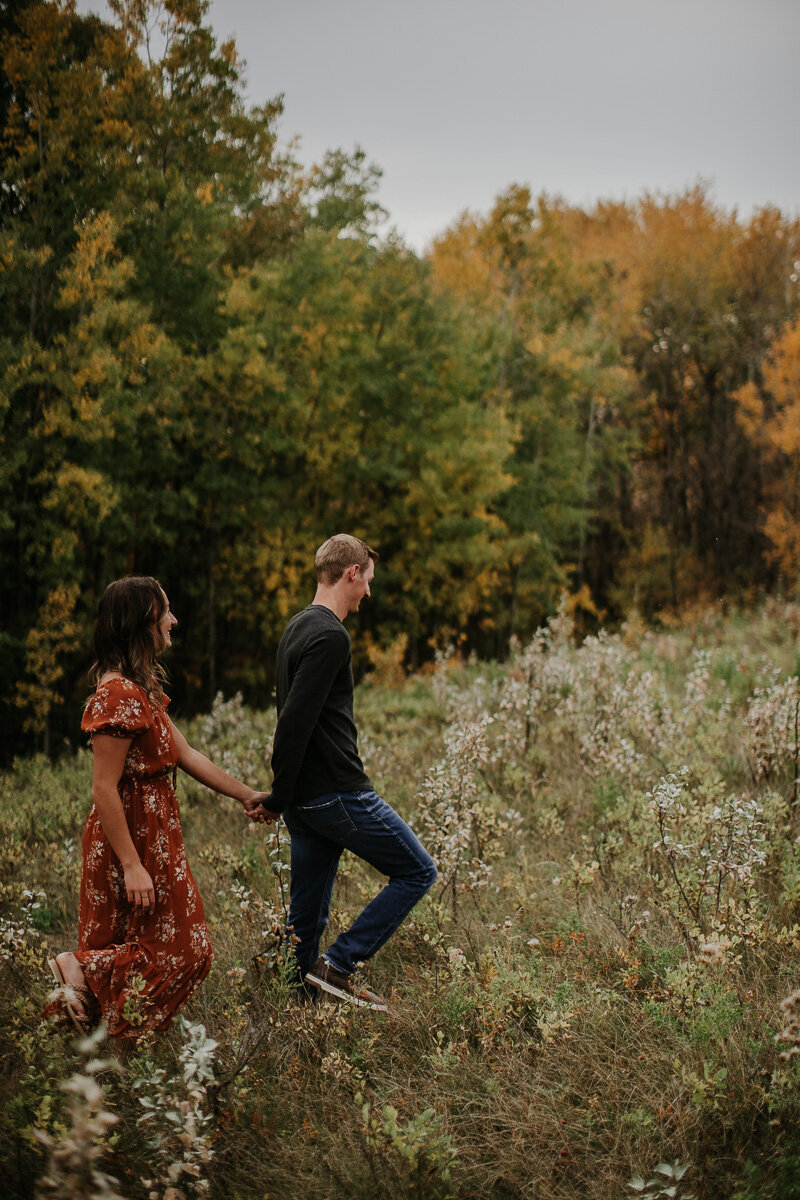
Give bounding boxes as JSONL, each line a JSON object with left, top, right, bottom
{"left": 258, "top": 534, "right": 437, "bottom": 1011}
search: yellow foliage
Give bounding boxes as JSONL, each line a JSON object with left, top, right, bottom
{"left": 362, "top": 633, "right": 409, "bottom": 690}
{"left": 58, "top": 213, "right": 126, "bottom": 308}
{"left": 739, "top": 317, "right": 800, "bottom": 581}
{"left": 763, "top": 507, "right": 800, "bottom": 580}
{"left": 763, "top": 318, "right": 800, "bottom": 456}
{"left": 429, "top": 213, "right": 494, "bottom": 300}
{"left": 733, "top": 380, "right": 762, "bottom": 441}
{"left": 41, "top": 464, "right": 118, "bottom": 524}
{"left": 15, "top": 584, "right": 82, "bottom": 731}
{"left": 564, "top": 583, "right": 602, "bottom": 623}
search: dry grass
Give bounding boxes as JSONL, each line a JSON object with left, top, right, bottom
{"left": 2, "top": 602, "right": 800, "bottom": 1197}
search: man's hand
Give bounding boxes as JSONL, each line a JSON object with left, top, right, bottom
{"left": 242, "top": 790, "right": 281, "bottom": 824}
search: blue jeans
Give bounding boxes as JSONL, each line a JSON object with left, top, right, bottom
{"left": 282, "top": 789, "right": 437, "bottom": 978}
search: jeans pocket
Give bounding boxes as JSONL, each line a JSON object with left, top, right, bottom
{"left": 296, "top": 795, "right": 357, "bottom": 840}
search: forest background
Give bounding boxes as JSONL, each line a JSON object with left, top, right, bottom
{"left": 4, "top": 0, "right": 800, "bottom": 766}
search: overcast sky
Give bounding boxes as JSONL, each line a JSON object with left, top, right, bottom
{"left": 77, "top": 0, "right": 800, "bottom": 252}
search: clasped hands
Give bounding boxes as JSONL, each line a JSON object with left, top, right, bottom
{"left": 242, "top": 791, "right": 281, "bottom": 825}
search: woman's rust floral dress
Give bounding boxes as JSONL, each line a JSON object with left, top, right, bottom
{"left": 76, "top": 677, "right": 212, "bottom": 1037}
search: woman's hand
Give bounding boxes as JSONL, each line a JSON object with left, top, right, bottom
{"left": 242, "top": 790, "right": 280, "bottom": 824}
{"left": 124, "top": 861, "right": 156, "bottom": 909}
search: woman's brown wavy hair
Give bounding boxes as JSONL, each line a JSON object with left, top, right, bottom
{"left": 88, "top": 576, "right": 168, "bottom": 706}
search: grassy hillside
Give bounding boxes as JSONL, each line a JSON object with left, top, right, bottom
{"left": 3, "top": 601, "right": 800, "bottom": 1199}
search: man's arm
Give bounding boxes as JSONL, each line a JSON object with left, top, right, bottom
{"left": 267, "top": 628, "right": 350, "bottom": 811}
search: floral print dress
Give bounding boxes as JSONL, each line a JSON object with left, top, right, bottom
{"left": 77, "top": 677, "right": 212, "bottom": 1037}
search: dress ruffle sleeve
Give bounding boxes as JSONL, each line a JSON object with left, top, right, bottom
{"left": 81, "top": 679, "right": 156, "bottom": 739}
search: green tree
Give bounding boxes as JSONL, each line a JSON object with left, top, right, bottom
{"left": 0, "top": 0, "right": 292, "bottom": 754}
{"left": 184, "top": 226, "right": 513, "bottom": 690}
{"left": 431, "top": 188, "right": 638, "bottom": 637}
{"left": 0, "top": 0, "right": 132, "bottom": 756}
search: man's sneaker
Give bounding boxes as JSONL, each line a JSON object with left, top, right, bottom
{"left": 305, "top": 956, "right": 388, "bottom": 1012}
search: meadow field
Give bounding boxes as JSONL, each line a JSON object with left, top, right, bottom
{"left": 3, "top": 600, "right": 800, "bottom": 1199}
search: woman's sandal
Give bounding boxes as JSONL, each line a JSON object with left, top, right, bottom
{"left": 45, "top": 958, "right": 98, "bottom": 1034}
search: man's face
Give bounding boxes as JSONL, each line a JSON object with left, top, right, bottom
{"left": 346, "top": 558, "right": 374, "bottom": 614}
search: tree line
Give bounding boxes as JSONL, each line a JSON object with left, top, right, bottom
{"left": 2, "top": 0, "right": 800, "bottom": 762}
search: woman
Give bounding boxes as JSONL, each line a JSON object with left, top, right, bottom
{"left": 46, "top": 576, "right": 268, "bottom": 1038}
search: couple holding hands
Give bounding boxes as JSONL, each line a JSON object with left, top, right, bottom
{"left": 47, "top": 535, "right": 436, "bottom": 1038}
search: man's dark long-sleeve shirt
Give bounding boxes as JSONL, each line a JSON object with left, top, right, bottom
{"left": 269, "top": 604, "right": 372, "bottom": 811}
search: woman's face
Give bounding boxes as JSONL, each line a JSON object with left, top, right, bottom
{"left": 153, "top": 590, "right": 178, "bottom": 652}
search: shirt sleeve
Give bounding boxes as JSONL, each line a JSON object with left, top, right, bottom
{"left": 81, "top": 679, "right": 155, "bottom": 739}
{"left": 269, "top": 627, "right": 350, "bottom": 810}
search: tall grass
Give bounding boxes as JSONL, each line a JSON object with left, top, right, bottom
{"left": 2, "top": 600, "right": 800, "bottom": 1198}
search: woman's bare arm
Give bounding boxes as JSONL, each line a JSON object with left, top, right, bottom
{"left": 91, "top": 734, "right": 155, "bottom": 907}
{"left": 170, "top": 721, "right": 275, "bottom": 819}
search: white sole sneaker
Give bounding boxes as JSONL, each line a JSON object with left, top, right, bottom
{"left": 305, "top": 964, "right": 388, "bottom": 1012}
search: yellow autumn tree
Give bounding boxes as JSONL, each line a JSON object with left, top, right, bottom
{"left": 736, "top": 316, "right": 800, "bottom": 584}
{"left": 15, "top": 584, "right": 82, "bottom": 752}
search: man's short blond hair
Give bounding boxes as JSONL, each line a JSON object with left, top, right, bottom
{"left": 315, "top": 534, "right": 379, "bottom": 585}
